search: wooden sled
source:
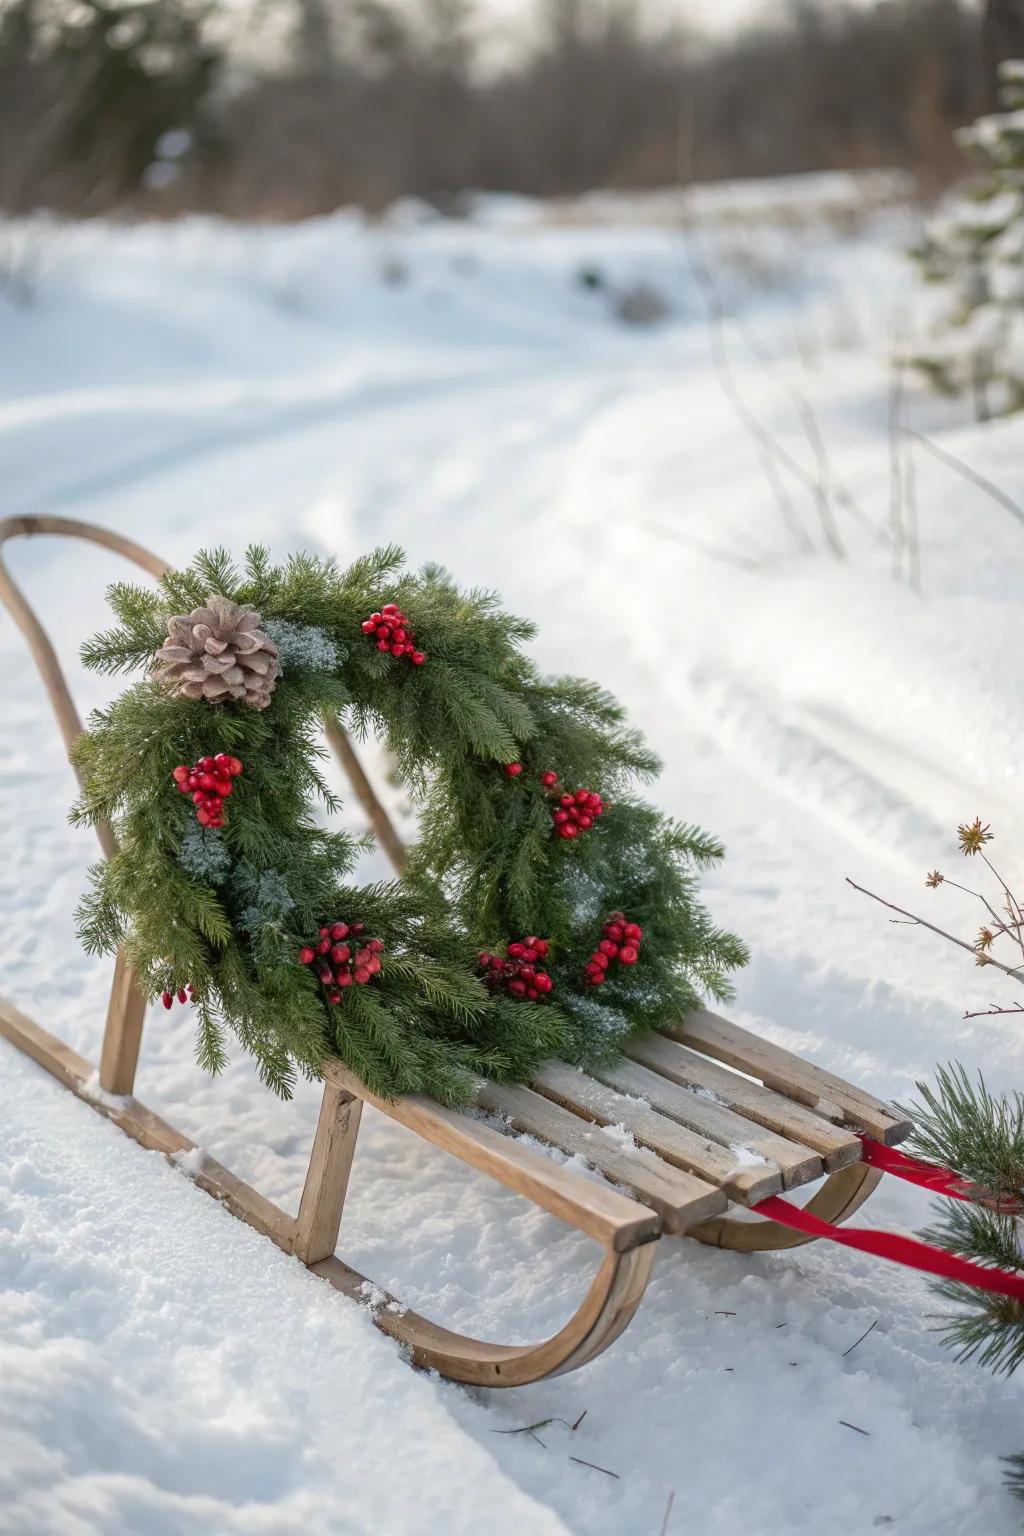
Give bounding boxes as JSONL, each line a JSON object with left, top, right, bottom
{"left": 0, "top": 515, "right": 911, "bottom": 1387}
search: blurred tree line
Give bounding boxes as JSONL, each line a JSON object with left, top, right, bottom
{"left": 1, "top": 0, "right": 1022, "bottom": 217}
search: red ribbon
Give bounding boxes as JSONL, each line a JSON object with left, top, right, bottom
{"left": 752, "top": 1193, "right": 1024, "bottom": 1300}
{"left": 856, "top": 1137, "right": 977, "bottom": 1202}
{"left": 858, "top": 1136, "right": 1024, "bottom": 1214}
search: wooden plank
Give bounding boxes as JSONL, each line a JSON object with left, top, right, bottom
{"left": 324, "top": 1059, "right": 660, "bottom": 1252}
{"left": 98, "top": 947, "right": 147, "bottom": 1097}
{"left": 587, "top": 1056, "right": 824, "bottom": 1192}
{"left": 624, "top": 1033, "right": 862, "bottom": 1172}
{"left": 474, "top": 1079, "right": 726, "bottom": 1232}
{"left": 293, "top": 1079, "right": 363, "bottom": 1266}
{"left": 530, "top": 1060, "right": 780, "bottom": 1204}
{"left": 665, "top": 1010, "right": 912, "bottom": 1145}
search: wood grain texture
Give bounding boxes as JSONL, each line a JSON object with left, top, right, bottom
{"left": 665, "top": 1011, "right": 912, "bottom": 1145}
{"left": 586, "top": 1055, "right": 823, "bottom": 1195}
{"left": 624, "top": 1032, "right": 862, "bottom": 1171}
{"left": 323, "top": 1060, "right": 661, "bottom": 1251}
{"left": 293, "top": 1080, "right": 363, "bottom": 1265}
{"left": 473, "top": 1078, "right": 725, "bottom": 1232}
{"left": 529, "top": 1059, "right": 778, "bottom": 1204}
{"left": 98, "top": 947, "right": 148, "bottom": 1097}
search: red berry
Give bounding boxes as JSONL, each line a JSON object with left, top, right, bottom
{"left": 392, "top": 629, "right": 406, "bottom": 643}
{"left": 317, "top": 937, "right": 331, "bottom": 955}
{"left": 532, "top": 938, "right": 549, "bottom": 957}
{"left": 553, "top": 810, "right": 569, "bottom": 825}
{"left": 214, "top": 777, "right": 232, "bottom": 797}
{"left": 534, "top": 973, "right": 552, "bottom": 994}
{"left": 320, "top": 967, "right": 334, "bottom": 985}
{"left": 351, "top": 923, "right": 365, "bottom": 935}
{"left": 329, "top": 991, "right": 342, "bottom": 1005}
{"left": 559, "top": 794, "right": 574, "bottom": 808}
{"left": 366, "top": 956, "right": 381, "bottom": 975}
{"left": 161, "top": 990, "right": 173, "bottom": 1009}
{"left": 507, "top": 941, "right": 525, "bottom": 959}
{"left": 505, "top": 762, "right": 523, "bottom": 778}
{"left": 382, "top": 603, "right": 398, "bottom": 616}
{"left": 377, "top": 638, "right": 390, "bottom": 652}
{"left": 623, "top": 923, "right": 643, "bottom": 942}
{"left": 411, "top": 651, "right": 426, "bottom": 666}
{"left": 599, "top": 939, "right": 618, "bottom": 956}
{"left": 368, "top": 938, "right": 384, "bottom": 954}
{"left": 320, "top": 926, "right": 330, "bottom": 937}
{"left": 588, "top": 971, "right": 605, "bottom": 985}
{"left": 361, "top": 619, "right": 377, "bottom": 633}
{"left": 558, "top": 822, "right": 579, "bottom": 839}
{"left": 575, "top": 789, "right": 589, "bottom": 804}
{"left": 540, "top": 771, "right": 558, "bottom": 787}
{"left": 331, "top": 944, "right": 350, "bottom": 964}
{"left": 618, "top": 945, "right": 638, "bottom": 965}
{"left": 196, "top": 808, "right": 211, "bottom": 826}
{"left": 507, "top": 978, "right": 527, "bottom": 997}
{"left": 354, "top": 967, "right": 371, "bottom": 985}
{"left": 576, "top": 814, "right": 593, "bottom": 830}
{"left": 605, "top": 923, "right": 624, "bottom": 943}
{"left": 299, "top": 946, "right": 315, "bottom": 965}
{"left": 338, "top": 971, "right": 354, "bottom": 988}
{"left": 228, "top": 758, "right": 243, "bottom": 777}
{"left": 177, "top": 988, "right": 188, "bottom": 1004}
{"left": 591, "top": 952, "right": 609, "bottom": 970}
{"left": 199, "top": 757, "right": 214, "bottom": 771}
{"left": 172, "top": 765, "right": 189, "bottom": 783}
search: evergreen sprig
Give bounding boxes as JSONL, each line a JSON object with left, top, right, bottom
{"left": 72, "top": 544, "right": 745, "bottom": 1101}
{"left": 902, "top": 1067, "right": 1024, "bottom": 1369}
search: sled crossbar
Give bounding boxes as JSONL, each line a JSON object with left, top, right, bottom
{"left": 0, "top": 513, "right": 907, "bottom": 1384}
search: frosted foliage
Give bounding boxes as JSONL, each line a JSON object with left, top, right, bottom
{"left": 263, "top": 618, "right": 340, "bottom": 675}
{"left": 178, "top": 822, "right": 232, "bottom": 882}
{"left": 237, "top": 867, "right": 295, "bottom": 930}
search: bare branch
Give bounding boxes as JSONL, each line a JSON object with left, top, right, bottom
{"left": 845, "top": 877, "right": 1024, "bottom": 982}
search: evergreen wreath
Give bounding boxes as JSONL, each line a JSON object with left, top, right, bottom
{"left": 72, "top": 544, "right": 746, "bottom": 1103}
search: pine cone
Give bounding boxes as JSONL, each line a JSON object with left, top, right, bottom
{"left": 154, "top": 594, "right": 280, "bottom": 710}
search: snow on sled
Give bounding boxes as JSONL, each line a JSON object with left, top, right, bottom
{"left": 0, "top": 514, "right": 910, "bottom": 1387}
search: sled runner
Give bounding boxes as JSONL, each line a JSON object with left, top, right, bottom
{"left": 0, "top": 514, "right": 910, "bottom": 1386}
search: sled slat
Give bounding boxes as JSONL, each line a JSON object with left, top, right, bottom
{"left": 624, "top": 1033, "right": 863, "bottom": 1171}
{"left": 530, "top": 1059, "right": 783, "bottom": 1204}
{"left": 665, "top": 1011, "right": 912, "bottom": 1145}
{"left": 473, "top": 1080, "right": 726, "bottom": 1232}
{"left": 586, "top": 1056, "right": 824, "bottom": 1192}
{"left": 323, "top": 1061, "right": 660, "bottom": 1251}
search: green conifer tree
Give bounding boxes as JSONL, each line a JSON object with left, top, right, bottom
{"left": 910, "top": 58, "right": 1024, "bottom": 415}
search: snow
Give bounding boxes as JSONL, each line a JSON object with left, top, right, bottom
{"left": 1, "top": 177, "right": 1023, "bottom": 1532}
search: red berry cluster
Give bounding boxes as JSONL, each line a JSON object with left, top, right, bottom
{"left": 583, "top": 912, "right": 643, "bottom": 986}
{"left": 361, "top": 603, "right": 425, "bottom": 667}
{"left": 478, "top": 936, "right": 554, "bottom": 1001}
{"left": 502, "top": 765, "right": 606, "bottom": 841}
{"left": 300, "top": 921, "right": 384, "bottom": 1004}
{"left": 172, "top": 753, "right": 244, "bottom": 828}
{"left": 161, "top": 984, "right": 193, "bottom": 1010}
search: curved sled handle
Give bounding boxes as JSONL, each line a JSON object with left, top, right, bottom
{"left": 0, "top": 515, "right": 167, "bottom": 859}
{"left": 0, "top": 514, "right": 408, "bottom": 871}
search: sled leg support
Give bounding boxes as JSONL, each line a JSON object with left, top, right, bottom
{"left": 0, "top": 995, "right": 657, "bottom": 1388}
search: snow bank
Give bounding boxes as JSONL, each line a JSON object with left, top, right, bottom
{"left": 0, "top": 1049, "right": 569, "bottom": 1536}
{"left": 1, "top": 176, "right": 1023, "bottom": 1532}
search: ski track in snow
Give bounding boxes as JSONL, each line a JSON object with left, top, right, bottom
{"left": 2, "top": 191, "right": 1023, "bottom": 1533}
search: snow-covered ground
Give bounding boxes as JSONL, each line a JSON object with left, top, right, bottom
{"left": 2, "top": 173, "right": 1023, "bottom": 1535}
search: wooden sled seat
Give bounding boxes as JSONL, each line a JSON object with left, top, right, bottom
{"left": 0, "top": 514, "right": 911, "bottom": 1388}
